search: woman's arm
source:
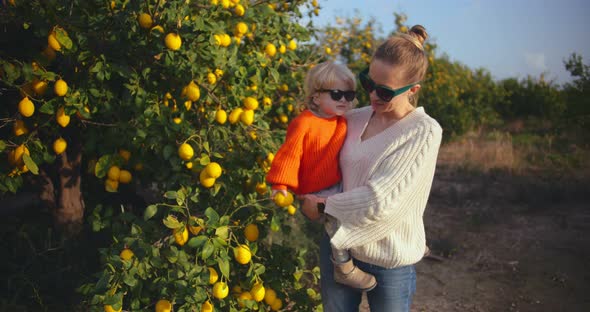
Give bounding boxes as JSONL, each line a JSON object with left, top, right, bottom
{"left": 326, "top": 124, "right": 442, "bottom": 249}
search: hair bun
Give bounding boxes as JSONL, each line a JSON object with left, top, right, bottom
{"left": 409, "top": 25, "right": 428, "bottom": 46}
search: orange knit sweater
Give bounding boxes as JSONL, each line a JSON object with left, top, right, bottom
{"left": 266, "top": 110, "right": 347, "bottom": 195}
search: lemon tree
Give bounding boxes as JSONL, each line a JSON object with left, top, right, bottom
{"left": 1, "top": 0, "right": 323, "bottom": 311}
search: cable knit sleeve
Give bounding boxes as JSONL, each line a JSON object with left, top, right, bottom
{"left": 266, "top": 116, "right": 308, "bottom": 191}
{"left": 325, "top": 121, "right": 442, "bottom": 250}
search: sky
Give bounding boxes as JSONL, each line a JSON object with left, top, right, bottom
{"left": 312, "top": 0, "right": 590, "bottom": 85}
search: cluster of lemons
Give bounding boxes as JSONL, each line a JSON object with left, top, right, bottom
{"left": 103, "top": 150, "right": 133, "bottom": 192}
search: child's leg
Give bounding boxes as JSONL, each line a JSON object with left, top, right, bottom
{"left": 324, "top": 215, "right": 351, "bottom": 263}
{"left": 324, "top": 215, "right": 377, "bottom": 291}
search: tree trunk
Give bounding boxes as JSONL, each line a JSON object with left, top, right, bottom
{"left": 53, "top": 145, "right": 85, "bottom": 236}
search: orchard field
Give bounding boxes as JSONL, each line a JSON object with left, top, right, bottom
{"left": 1, "top": 1, "right": 589, "bottom": 311}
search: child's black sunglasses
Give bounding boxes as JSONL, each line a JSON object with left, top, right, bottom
{"left": 317, "top": 89, "right": 357, "bottom": 102}
{"left": 359, "top": 68, "right": 416, "bottom": 102}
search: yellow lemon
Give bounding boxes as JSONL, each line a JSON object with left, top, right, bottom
{"left": 155, "top": 299, "right": 172, "bottom": 312}
{"left": 240, "top": 109, "right": 254, "bottom": 126}
{"left": 199, "top": 170, "right": 216, "bottom": 188}
{"left": 238, "top": 292, "right": 252, "bottom": 307}
{"left": 250, "top": 283, "right": 265, "bottom": 302}
{"left": 105, "top": 178, "right": 119, "bottom": 192}
{"left": 185, "top": 81, "right": 200, "bottom": 101}
{"left": 178, "top": 143, "right": 194, "bottom": 160}
{"left": 138, "top": 13, "right": 153, "bottom": 29}
{"left": 118, "top": 170, "right": 132, "bottom": 184}
{"left": 13, "top": 120, "right": 28, "bottom": 136}
{"left": 151, "top": 25, "right": 164, "bottom": 33}
{"left": 185, "top": 161, "right": 193, "bottom": 169}
{"left": 173, "top": 117, "right": 182, "bottom": 124}
{"left": 188, "top": 216, "right": 204, "bottom": 235}
{"left": 288, "top": 39, "right": 297, "bottom": 51}
{"left": 263, "top": 97, "right": 272, "bottom": 107}
{"left": 107, "top": 166, "right": 121, "bottom": 181}
{"left": 200, "top": 300, "right": 213, "bottom": 312}
{"left": 214, "top": 68, "right": 223, "bottom": 78}
{"left": 212, "top": 281, "right": 229, "bottom": 299}
{"left": 273, "top": 192, "right": 294, "bottom": 207}
{"left": 53, "top": 137, "right": 67, "bottom": 155}
{"left": 244, "top": 224, "right": 259, "bottom": 242}
{"left": 279, "top": 44, "right": 286, "bottom": 54}
{"left": 54, "top": 79, "right": 68, "bottom": 96}
{"left": 325, "top": 47, "right": 332, "bottom": 55}
{"left": 205, "top": 162, "right": 222, "bottom": 178}
{"left": 278, "top": 113, "right": 288, "bottom": 124}
{"left": 118, "top": 149, "right": 131, "bottom": 162}
{"left": 208, "top": 267, "right": 218, "bottom": 284}
{"left": 13, "top": 145, "right": 30, "bottom": 165}
{"left": 287, "top": 205, "right": 297, "bottom": 215}
{"left": 119, "top": 248, "right": 134, "bottom": 261}
{"left": 264, "top": 288, "right": 277, "bottom": 305}
{"left": 220, "top": 34, "right": 231, "bottom": 47}
{"left": 56, "top": 107, "right": 70, "bottom": 127}
{"left": 255, "top": 182, "right": 267, "bottom": 195}
{"left": 104, "top": 305, "right": 122, "bottom": 312}
{"left": 235, "top": 22, "right": 248, "bottom": 36}
{"left": 234, "top": 4, "right": 245, "bottom": 16}
{"left": 32, "top": 79, "right": 48, "bottom": 95}
{"left": 18, "top": 97, "right": 34, "bottom": 117}
{"left": 270, "top": 298, "right": 282, "bottom": 311}
{"left": 207, "top": 72, "right": 217, "bottom": 85}
{"left": 174, "top": 226, "right": 189, "bottom": 246}
{"left": 243, "top": 97, "right": 258, "bottom": 110}
{"left": 265, "top": 43, "right": 276, "bottom": 57}
{"left": 234, "top": 244, "right": 251, "bottom": 264}
{"left": 48, "top": 30, "right": 61, "bottom": 51}
{"left": 228, "top": 107, "right": 243, "bottom": 124}
{"left": 266, "top": 152, "right": 275, "bottom": 163}
{"left": 215, "top": 109, "right": 227, "bottom": 124}
{"left": 164, "top": 33, "right": 182, "bottom": 50}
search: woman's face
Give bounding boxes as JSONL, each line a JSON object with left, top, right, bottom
{"left": 314, "top": 78, "right": 354, "bottom": 117}
{"left": 367, "top": 59, "right": 418, "bottom": 114}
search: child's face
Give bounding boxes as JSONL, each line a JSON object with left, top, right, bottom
{"left": 314, "top": 79, "right": 355, "bottom": 117}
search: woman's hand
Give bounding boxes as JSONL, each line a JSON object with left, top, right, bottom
{"left": 298, "top": 194, "right": 326, "bottom": 221}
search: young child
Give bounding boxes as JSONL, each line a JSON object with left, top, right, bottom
{"left": 266, "top": 61, "right": 377, "bottom": 291}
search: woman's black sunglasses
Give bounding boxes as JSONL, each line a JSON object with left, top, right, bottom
{"left": 317, "top": 89, "right": 356, "bottom": 102}
{"left": 359, "top": 68, "right": 416, "bottom": 102}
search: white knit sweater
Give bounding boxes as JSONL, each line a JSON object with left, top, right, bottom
{"left": 325, "top": 106, "right": 442, "bottom": 269}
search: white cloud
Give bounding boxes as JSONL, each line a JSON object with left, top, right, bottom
{"left": 524, "top": 52, "right": 547, "bottom": 72}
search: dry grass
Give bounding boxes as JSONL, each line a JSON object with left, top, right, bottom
{"left": 437, "top": 128, "right": 590, "bottom": 177}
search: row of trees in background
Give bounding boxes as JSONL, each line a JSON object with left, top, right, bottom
{"left": 0, "top": 2, "right": 588, "bottom": 311}
{"left": 320, "top": 13, "right": 589, "bottom": 138}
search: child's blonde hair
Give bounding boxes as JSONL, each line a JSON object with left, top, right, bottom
{"left": 303, "top": 61, "right": 356, "bottom": 113}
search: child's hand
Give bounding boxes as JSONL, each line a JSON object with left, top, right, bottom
{"left": 271, "top": 189, "right": 288, "bottom": 199}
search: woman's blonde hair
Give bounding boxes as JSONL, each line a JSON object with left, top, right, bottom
{"left": 303, "top": 61, "right": 357, "bottom": 113}
{"left": 373, "top": 25, "right": 429, "bottom": 105}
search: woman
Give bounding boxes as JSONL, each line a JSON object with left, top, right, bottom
{"left": 301, "top": 25, "right": 443, "bottom": 312}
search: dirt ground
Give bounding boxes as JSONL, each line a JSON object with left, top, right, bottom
{"left": 360, "top": 166, "right": 590, "bottom": 312}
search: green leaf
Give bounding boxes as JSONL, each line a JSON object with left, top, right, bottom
{"left": 199, "top": 153, "right": 211, "bottom": 165}
{"left": 22, "top": 154, "right": 39, "bottom": 175}
{"left": 201, "top": 240, "right": 214, "bottom": 260}
{"left": 144, "top": 204, "right": 158, "bottom": 220}
{"left": 39, "top": 101, "right": 56, "bottom": 114}
{"left": 217, "top": 257, "right": 230, "bottom": 278}
{"left": 123, "top": 273, "right": 137, "bottom": 287}
{"left": 215, "top": 226, "right": 229, "bottom": 240}
{"left": 95, "top": 154, "right": 113, "bottom": 178}
{"left": 187, "top": 235, "right": 207, "bottom": 248}
{"left": 270, "top": 214, "right": 281, "bottom": 232}
{"left": 0, "top": 140, "right": 6, "bottom": 152}
{"left": 55, "top": 27, "right": 73, "bottom": 50}
{"left": 204, "top": 207, "right": 220, "bottom": 225}
{"left": 164, "top": 191, "right": 177, "bottom": 199}
{"left": 162, "top": 215, "right": 183, "bottom": 229}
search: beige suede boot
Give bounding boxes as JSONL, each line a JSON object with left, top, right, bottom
{"left": 332, "top": 258, "right": 377, "bottom": 291}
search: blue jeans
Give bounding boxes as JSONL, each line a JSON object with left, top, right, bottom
{"left": 320, "top": 233, "right": 416, "bottom": 312}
